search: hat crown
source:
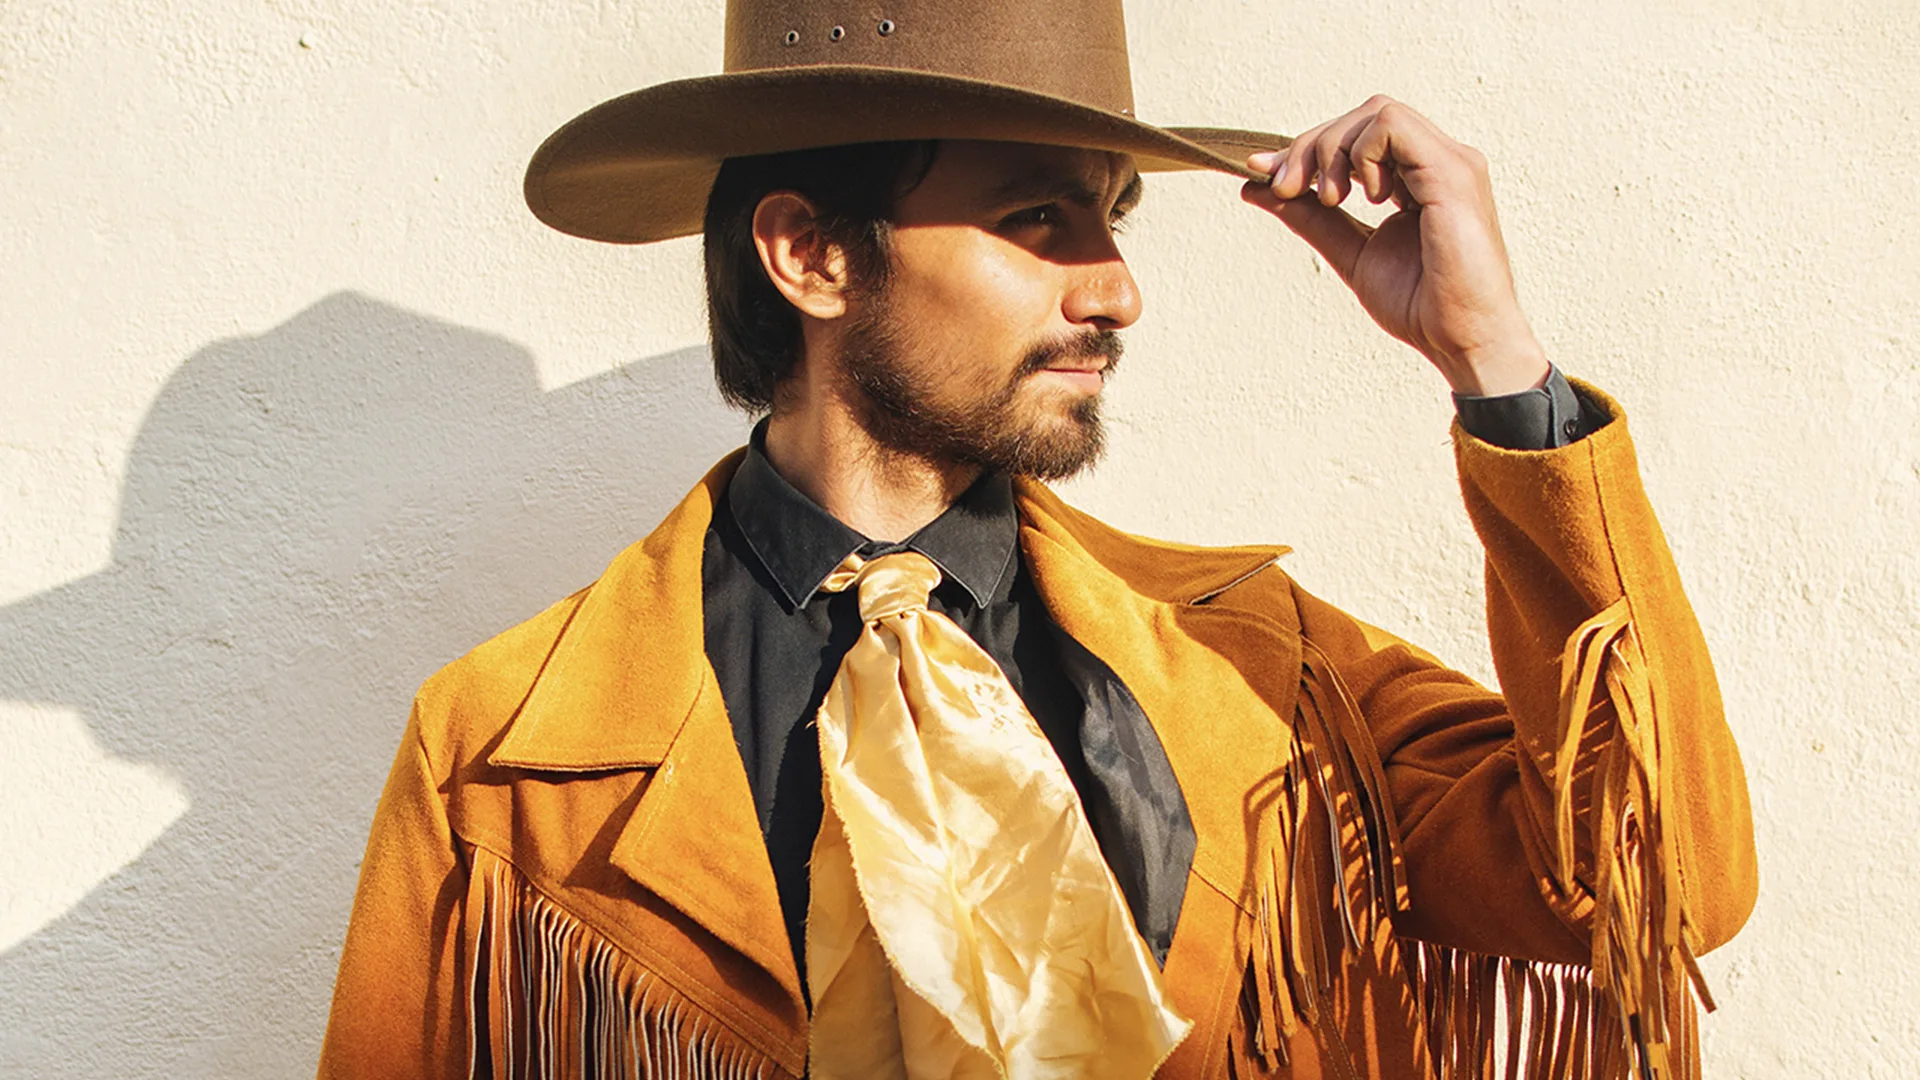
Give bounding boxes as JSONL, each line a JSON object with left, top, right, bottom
{"left": 723, "top": 0, "right": 1136, "bottom": 116}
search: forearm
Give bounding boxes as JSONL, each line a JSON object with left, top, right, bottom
{"left": 1453, "top": 379, "right": 1757, "bottom": 952}
{"left": 1302, "top": 378, "right": 1756, "bottom": 967}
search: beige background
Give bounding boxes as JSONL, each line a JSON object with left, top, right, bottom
{"left": 2, "top": 0, "right": 1914, "bottom": 1075}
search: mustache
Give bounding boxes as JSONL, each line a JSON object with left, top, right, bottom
{"left": 1017, "top": 329, "right": 1125, "bottom": 378}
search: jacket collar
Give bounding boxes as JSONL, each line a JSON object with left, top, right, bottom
{"left": 1010, "top": 477, "right": 1288, "bottom": 605}
{"left": 487, "top": 450, "right": 1293, "bottom": 1006}
{"left": 489, "top": 451, "right": 741, "bottom": 771}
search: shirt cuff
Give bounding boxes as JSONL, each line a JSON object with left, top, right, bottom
{"left": 1452, "top": 365, "right": 1608, "bottom": 450}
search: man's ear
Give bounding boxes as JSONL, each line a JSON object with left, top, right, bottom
{"left": 752, "top": 191, "right": 852, "bottom": 321}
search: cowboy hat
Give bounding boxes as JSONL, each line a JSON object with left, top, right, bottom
{"left": 524, "top": 0, "right": 1290, "bottom": 244}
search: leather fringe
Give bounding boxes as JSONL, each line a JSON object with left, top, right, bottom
{"left": 1242, "top": 602, "right": 1711, "bottom": 1079}
{"left": 1242, "top": 639, "right": 1409, "bottom": 1072}
{"left": 1408, "top": 942, "right": 1631, "bottom": 1080}
{"left": 464, "top": 848, "right": 780, "bottom": 1080}
{"left": 1548, "top": 598, "right": 1713, "bottom": 1080}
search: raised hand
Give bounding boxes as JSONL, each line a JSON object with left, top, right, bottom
{"left": 1243, "top": 95, "right": 1550, "bottom": 397}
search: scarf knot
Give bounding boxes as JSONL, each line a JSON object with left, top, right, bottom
{"left": 820, "top": 550, "right": 944, "bottom": 623}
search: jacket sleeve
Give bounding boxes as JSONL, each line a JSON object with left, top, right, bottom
{"left": 317, "top": 702, "right": 471, "bottom": 1080}
{"left": 1299, "top": 382, "right": 1757, "bottom": 967}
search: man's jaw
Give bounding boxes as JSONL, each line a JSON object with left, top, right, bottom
{"left": 835, "top": 316, "right": 1117, "bottom": 484}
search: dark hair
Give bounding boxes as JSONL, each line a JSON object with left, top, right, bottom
{"left": 702, "top": 141, "right": 937, "bottom": 413}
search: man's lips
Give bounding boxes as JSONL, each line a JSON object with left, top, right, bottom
{"left": 1035, "top": 365, "right": 1110, "bottom": 391}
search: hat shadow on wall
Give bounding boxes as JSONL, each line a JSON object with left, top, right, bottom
{"left": 0, "top": 292, "right": 746, "bottom": 1077}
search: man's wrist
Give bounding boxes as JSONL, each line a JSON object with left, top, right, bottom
{"left": 1440, "top": 334, "right": 1551, "bottom": 398}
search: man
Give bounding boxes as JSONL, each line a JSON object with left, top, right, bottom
{"left": 320, "top": 1, "right": 1756, "bottom": 1078}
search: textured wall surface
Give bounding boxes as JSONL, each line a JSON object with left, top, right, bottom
{"left": 2, "top": 0, "right": 1914, "bottom": 1076}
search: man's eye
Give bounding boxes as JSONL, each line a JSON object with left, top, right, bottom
{"left": 1001, "top": 205, "right": 1060, "bottom": 229}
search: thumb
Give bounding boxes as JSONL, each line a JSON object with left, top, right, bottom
{"left": 1241, "top": 181, "right": 1372, "bottom": 283}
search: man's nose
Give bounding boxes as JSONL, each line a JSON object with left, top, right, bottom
{"left": 1063, "top": 250, "right": 1144, "bottom": 331}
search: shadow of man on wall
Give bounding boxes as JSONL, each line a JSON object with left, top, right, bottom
{"left": 0, "top": 292, "right": 747, "bottom": 1078}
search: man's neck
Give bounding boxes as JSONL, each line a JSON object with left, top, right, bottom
{"left": 762, "top": 395, "right": 981, "bottom": 543}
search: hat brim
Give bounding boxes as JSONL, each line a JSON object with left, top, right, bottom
{"left": 525, "top": 64, "right": 1290, "bottom": 244}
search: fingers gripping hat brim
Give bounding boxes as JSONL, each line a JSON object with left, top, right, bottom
{"left": 524, "top": 65, "right": 1290, "bottom": 244}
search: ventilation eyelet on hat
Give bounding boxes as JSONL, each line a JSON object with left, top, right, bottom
{"left": 782, "top": 29, "right": 799, "bottom": 45}
{"left": 828, "top": 25, "right": 845, "bottom": 41}
{"left": 877, "top": 19, "right": 895, "bottom": 35}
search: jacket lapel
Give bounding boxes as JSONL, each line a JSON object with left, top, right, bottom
{"left": 487, "top": 450, "right": 804, "bottom": 1007}
{"left": 1013, "top": 479, "right": 1300, "bottom": 909}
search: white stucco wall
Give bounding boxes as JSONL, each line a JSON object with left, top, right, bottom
{"left": 2, "top": 0, "right": 1913, "bottom": 1075}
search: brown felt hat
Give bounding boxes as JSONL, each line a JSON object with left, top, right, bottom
{"left": 524, "top": 0, "right": 1291, "bottom": 244}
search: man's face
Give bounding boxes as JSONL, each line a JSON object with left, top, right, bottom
{"left": 837, "top": 141, "right": 1144, "bottom": 481}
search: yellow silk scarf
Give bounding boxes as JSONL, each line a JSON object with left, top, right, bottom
{"left": 804, "top": 551, "right": 1191, "bottom": 1080}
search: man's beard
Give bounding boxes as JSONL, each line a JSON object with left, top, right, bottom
{"left": 838, "top": 295, "right": 1122, "bottom": 482}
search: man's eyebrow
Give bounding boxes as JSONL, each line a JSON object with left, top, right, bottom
{"left": 987, "top": 169, "right": 1147, "bottom": 215}
{"left": 987, "top": 173, "right": 1102, "bottom": 207}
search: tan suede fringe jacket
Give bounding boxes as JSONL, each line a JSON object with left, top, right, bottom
{"left": 319, "top": 387, "right": 1758, "bottom": 1080}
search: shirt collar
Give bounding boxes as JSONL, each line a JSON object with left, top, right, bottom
{"left": 726, "top": 422, "right": 1019, "bottom": 610}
